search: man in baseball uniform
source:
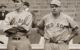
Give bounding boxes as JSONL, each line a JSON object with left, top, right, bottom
{"left": 1, "top": 1, "right": 32, "bottom": 50}
{"left": 37, "top": 0, "right": 79, "bottom": 50}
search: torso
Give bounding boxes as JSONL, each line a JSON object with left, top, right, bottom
{"left": 9, "top": 11, "right": 30, "bottom": 26}
{"left": 44, "top": 13, "right": 72, "bottom": 41}
{"left": 7, "top": 11, "right": 31, "bottom": 37}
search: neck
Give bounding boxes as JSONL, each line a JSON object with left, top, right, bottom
{"left": 16, "top": 9, "right": 23, "bottom": 13}
{"left": 52, "top": 12, "right": 60, "bottom": 19}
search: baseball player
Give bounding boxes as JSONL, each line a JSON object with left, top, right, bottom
{"left": 37, "top": 0, "right": 79, "bottom": 50}
{"left": 1, "top": 1, "right": 32, "bottom": 50}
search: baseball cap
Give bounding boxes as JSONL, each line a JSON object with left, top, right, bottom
{"left": 50, "top": 0, "right": 61, "bottom": 6}
{"left": 23, "top": 2, "right": 30, "bottom": 7}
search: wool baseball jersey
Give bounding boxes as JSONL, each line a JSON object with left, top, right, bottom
{"left": 38, "top": 13, "right": 79, "bottom": 41}
{"left": 1, "top": 10, "right": 32, "bottom": 32}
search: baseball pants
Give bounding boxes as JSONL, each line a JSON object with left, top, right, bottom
{"left": 44, "top": 39, "right": 68, "bottom": 50}
{"left": 7, "top": 36, "right": 31, "bottom": 50}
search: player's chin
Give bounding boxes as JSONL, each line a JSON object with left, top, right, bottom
{"left": 52, "top": 12, "right": 58, "bottom": 14}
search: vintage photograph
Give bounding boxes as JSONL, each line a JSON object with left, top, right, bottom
{"left": 0, "top": 0, "right": 80, "bottom": 50}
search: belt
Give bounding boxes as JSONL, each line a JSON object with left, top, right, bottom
{"left": 12, "top": 37, "right": 21, "bottom": 40}
{"left": 49, "top": 40, "right": 58, "bottom": 43}
{"left": 49, "top": 40, "right": 66, "bottom": 44}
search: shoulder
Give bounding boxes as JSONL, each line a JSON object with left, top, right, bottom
{"left": 61, "top": 13, "right": 74, "bottom": 20}
{"left": 6, "top": 11, "right": 16, "bottom": 17}
{"left": 42, "top": 13, "right": 51, "bottom": 20}
{"left": 25, "top": 11, "right": 32, "bottom": 17}
{"left": 24, "top": 11, "right": 32, "bottom": 19}
{"left": 25, "top": 11, "right": 32, "bottom": 15}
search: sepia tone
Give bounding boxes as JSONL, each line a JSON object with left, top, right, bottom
{"left": 0, "top": 0, "right": 80, "bottom": 50}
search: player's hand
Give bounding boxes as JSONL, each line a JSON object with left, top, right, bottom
{"left": 17, "top": 26, "right": 28, "bottom": 33}
{"left": 50, "top": 37, "right": 56, "bottom": 42}
{"left": 5, "top": 27, "right": 18, "bottom": 33}
{"left": 4, "top": 27, "right": 18, "bottom": 37}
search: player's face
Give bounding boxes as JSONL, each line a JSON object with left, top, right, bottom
{"left": 22, "top": 4, "right": 28, "bottom": 10}
{"left": 14, "top": 2, "right": 23, "bottom": 10}
{"left": 1, "top": 7, "right": 6, "bottom": 11}
{"left": 50, "top": 4, "right": 61, "bottom": 14}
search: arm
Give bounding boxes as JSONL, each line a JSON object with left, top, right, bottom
{"left": 65, "top": 16, "right": 80, "bottom": 42}
{"left": 64, "top": 26, "right": 79, "bottom": 43}
{"left": 37, "top": 18, "right": 45, "bottom": 36}
{"left": 20, "top": 13, "right": 32, "bottom": 33}
{"left": 0, "top": 13, "right": 14, "bottom": 32}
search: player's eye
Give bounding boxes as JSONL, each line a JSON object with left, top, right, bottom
{"left": 50, "top": 4, "right": 59, "bottom": 8}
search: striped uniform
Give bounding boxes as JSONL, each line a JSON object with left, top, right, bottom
{"left": 1, "top": 10, "right": 32, "bottom": 50}
{"left": 38, "top": 13, "right": 79, "bottom": 50}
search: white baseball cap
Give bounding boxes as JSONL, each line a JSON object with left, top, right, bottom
{"left": 50, "top": 0, "right": 61, "bottom": 6}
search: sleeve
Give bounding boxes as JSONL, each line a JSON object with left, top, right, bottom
{"left": 21, "top": 13, "right": 32, "bottom": 31}
{"left": 0, "top": 13, "right": 13, "bottom": 32}
{"left": 66, "top": 16, "right": 80, "bottom": 34}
